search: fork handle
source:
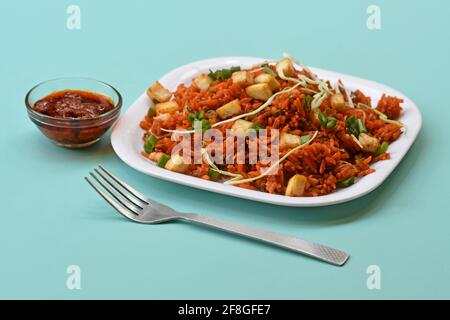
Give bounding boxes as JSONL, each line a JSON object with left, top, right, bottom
{"left": 180, "top": 213, "right": 349, "bottom": 266}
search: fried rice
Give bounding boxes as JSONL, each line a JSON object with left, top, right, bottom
{"left": 139, "top": 55, "right": 405, "bottom": 197}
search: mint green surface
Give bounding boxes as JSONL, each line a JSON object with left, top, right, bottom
{"left": 1, "top": 0, "right": 449, "bottom": 300}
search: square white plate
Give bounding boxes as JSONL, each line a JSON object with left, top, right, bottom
{"left": 111, "top": 57, "right": 422, "bottom": 207}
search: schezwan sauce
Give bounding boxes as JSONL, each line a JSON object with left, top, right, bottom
{"left": 33, "top": 90, "right": 115, "bottom": 119}
{"left": 31, "top": 90, "right": 118, "bottom": 148}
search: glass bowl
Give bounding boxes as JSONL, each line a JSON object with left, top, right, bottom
{"left": 25, "top": 78, "right": 122, "bottom": 148}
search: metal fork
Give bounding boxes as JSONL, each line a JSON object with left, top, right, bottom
{"left": 85, "top": 165, "right": 350, "bottom": 266}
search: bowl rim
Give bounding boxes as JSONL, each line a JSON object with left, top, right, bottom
{"left": 25, "top": 77, "right": 123, "bottom": 123}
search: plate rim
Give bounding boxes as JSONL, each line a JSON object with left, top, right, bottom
{"left": 111, "top": 56, "right": 422, "bottom": 207}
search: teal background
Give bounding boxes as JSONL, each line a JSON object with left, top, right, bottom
{"left": 0, "top": 0, "right": 449, "bottom": 300}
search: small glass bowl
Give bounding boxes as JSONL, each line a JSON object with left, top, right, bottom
{"left": 25, "top": 78, "right": 122, "bottom": 149}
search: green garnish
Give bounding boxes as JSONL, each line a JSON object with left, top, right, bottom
{"left": 190, "top": 119, "right": 212, "bottom": 133}
{"left": 201, "top": 119, "right": 212, "bottom": 132}
{"left": 326, "top": 118, "right": 337, "bottom": 129}
{"left": 262, "top": 64, "right": 277, "bottom": 78}
{"left": 157, "top": 154, "right": 171, "bottom": 168}
{"left": 187, "top": 110, "right": 206, "bottom": 123}
{"left": 187, "top": 113, "right": 196, "bottom": 123}
{"left": 337, "top": 176, "right": 355, "bottom": 188}
{"left": 147, "top": 106, "right": 156, "bottom": 118}
{"left": 252, "top": 123, "right": 265, "bottom": 133}
{"left": 144, "top": 134, "right": 158, "bottom": 154}
{"left": 273, "top": 110, "right": 286, "bottom": 116}
{"left": 208, "top": 66, "right": 241, "bottom": 81}
{"left": 318, "top": 112, "right": 337, "bottom": 129}
{"left": 300, "top": 135, "right": 311, "bottom": 145}
{"left": 375, "top": 142, "right": 389, "bottom": 157}
{"left": 303, "top": 95, "right": 313, "bottom": 109}
{"left": 357, "top": 119, "right": 367, "bottom": 134}
{"left": 345, "top": 115, "right": 366, "bottom": 137}
{"left": 208, "top": 168, "right": 220, "bottom": 182}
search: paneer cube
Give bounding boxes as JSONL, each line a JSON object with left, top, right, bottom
{"left": 231, "top": 120, "right": 254, "bottom": 135}
{"left": 165, "top": 154, "right": 190, "bottom": 173}
{"left": 280, "top": 133, "right": 301, "bottom": 149}
{"left": 285, "top": 175, "right": 307, "bottom": 197}
{"left": 148, "top": 152, "right": 165, "bottom": 162}
{"left": 216, "top": 99, "right": 242, "bottom": 119}
{"left": 358, "top": 133, "right": 380, "bottom": 154}
{"left": 153, "top": 113, "right": 170, "bottom": 122}
{"left": 193, "top": 74, "right": 213, "bottom": 92}
{"left": 232, "top": 71, "right": 254, "bottom": 87}
{"left": 245, "top": 83, "right": 273, "bottom": 101}
{"left": 276, "top": 58, "right": 296, "bottom": 78}
{"left": 331, "top": 93, "right": 346, "bottom": 112}
{"left": 255, "top": 73, "right": 281, "bottom": 91}
{"left": 155, "top": 101, "right": 181, "bottom": 115}
{"left": 147, "top": 81, "right": 172, "bottom": 103}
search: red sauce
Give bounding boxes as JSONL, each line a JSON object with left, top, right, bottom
{"left": 33, "top": 90, "right": 115, "bottom": 119}
{"left": 30, "top": 90, "right": 119, "bottom": 148}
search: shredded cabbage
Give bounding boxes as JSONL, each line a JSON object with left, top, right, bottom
{"left": 277, "top": 55, "right": 330, "bottom": 110}
{"left": 351, "top": 134, "right": 364, "bottom": 149}
{"left": 357, "top": 103, "right": 404, "bottom": 127}
{"left": 283, "top": 52, "right": 318, "bottom": 81}
{"left": 201, "top": 148, "right": 242, "bottom": 179}
{"left": 224, "top": 131, "right": 319, "bottom": 186}
{"left": 338, "top": 81, "right": 355, "bottom": 108}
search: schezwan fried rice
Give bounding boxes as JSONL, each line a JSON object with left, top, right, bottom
{"left": 139, "top": 54, "right": 405, "bottom": 197}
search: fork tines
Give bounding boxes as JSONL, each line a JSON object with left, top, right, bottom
{"left": 85, "top": 165, "right": 148, "bottom": 219}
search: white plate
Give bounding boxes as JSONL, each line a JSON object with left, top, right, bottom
{"left": 111, "top": 57, "right": 422, "bottom": 207}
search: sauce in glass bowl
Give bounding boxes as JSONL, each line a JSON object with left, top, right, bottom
{"left": 26, "top": 78, "right": 122, "bottom": 149}
{"left": 33, "top": 90, "right": 115, "bottom": 119}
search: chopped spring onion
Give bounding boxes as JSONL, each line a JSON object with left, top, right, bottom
{"left": 357, "top": 118, "right": 367, "bottom": 134}
{"left": 208, "top": 168, "right": 220, "bottom": 182}
{"left": 157, "top": 154, "right": 171, "bottom": 168}
{"left": 318, "top": 112, "right": 337, "bottom": 129}
{"left": 147, "top": 106, "right": 156, "bottom": 118}
{"left": 144, "top": 134, "right": 158, "bottom": 154}
{"left": 326, "top": 118, "right": 338, "bottom": 129}
{"left": 208, "top": 66, "right": 241, "bottom": 81}
{"left": 346, "top": 115, "right": 366, "bottom": 137}
{"left": 187, "top": 113, "right": 196, "bottom": 123}
{"left": 262, "top": 64, "right": 277, "bottom": 78}
{"left": 187, "top": 110, "right": 205, "bottom": 123}
{"left": 303, "top": 95, "right": 313, "bottom": 109}
{"left": 337, "top": 176, "right": 355, "bottom": 188}
{"left": 189, "top": 119, "right": 211, "bottom": 133}
{"left": 375, "top": 141, "right": 389, "bottom": 157}
{"left": 201, "top": 149, "right": 243, "bottom": 180}
{"left": 224, "top": 131, "right": 319, "bottom": 186}
{"left": 201, "top": 119, "right": 212, "bottom": 132}
{"left": 300, "top": 134, "right": 311, "bottom": 145}
{"left": 252, "top": 123, "right": 265, "bottom": 133}
{"left": 318, "top": 112, "right": 327, "bottom": 127}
